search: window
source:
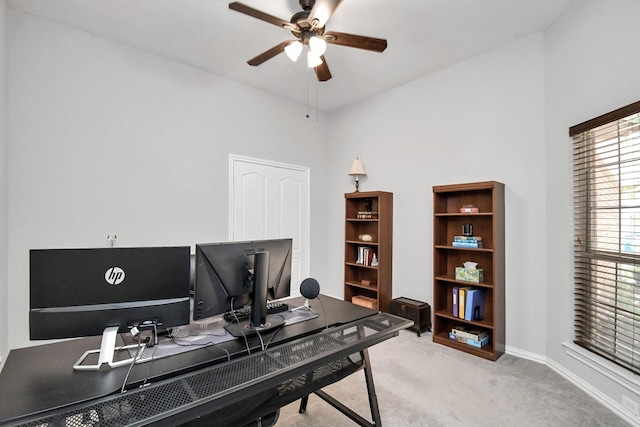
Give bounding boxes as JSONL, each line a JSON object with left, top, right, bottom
{"left": 571, "top": 101, "right": 640, "bottom": 374}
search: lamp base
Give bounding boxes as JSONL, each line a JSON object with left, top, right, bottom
{"left": 354, "top": 180, "right": 360, "bottom": 192}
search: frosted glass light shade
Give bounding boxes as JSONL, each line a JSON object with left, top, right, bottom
{"left": 307, "top": 51, "right": 323, "bottom": 68}
{"left": 309, "top": 36, "right": 327, "bottom": 55}
{"left": 285, "top": 41, "right": 302, "bottom": 62}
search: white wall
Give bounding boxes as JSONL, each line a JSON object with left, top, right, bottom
{"left": 0, "top": 0, "right": 8, "bottom": 367}
{"left": 5, "top": 10, "right": 331, "bottom": 352}
{"left": 325, "top": 34, "right": 548, "bottom": 355}
{"left": 544, "top": 0, "right": 640, "bottom": 417}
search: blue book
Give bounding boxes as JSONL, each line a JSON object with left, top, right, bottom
{"left": 452, "top": 286, "right": 459, "bottom": 318}
{"left": 464, "top": 288, "right": 485, "bottom": 321}
{"left": 452, "top": 241, "right": 483, "bottom": 248}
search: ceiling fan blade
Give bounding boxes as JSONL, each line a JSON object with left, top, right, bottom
{"left": 324, "top": 31, "right": 387, "bottom": 53}
{"left": 229, "top": 2, "right": 293, "bottom": 29}
{"left": 247, "top": 40, "right": 292, "bottom": 66}
{"left": 308, "top": 0, "right": 343, "bottom": 28}
{"left": 315, "top": 56, "right": 332, "bottom": 82}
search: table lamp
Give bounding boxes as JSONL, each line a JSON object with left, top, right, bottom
{"left": 348, "top": 158, "right": 367, "bottom": 192}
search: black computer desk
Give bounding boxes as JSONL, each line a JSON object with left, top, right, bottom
{"left": 0, "top": 295, "right": 412, "bottom": 427}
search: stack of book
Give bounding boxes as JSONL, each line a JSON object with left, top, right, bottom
{"left": 452, "top": 235, "right": 483, "bottom": 248}
{"left": 459, "top": 205, "right": 479, "bottom": 213}
{"left": 356, "top": 211, "right": 378, "bottom": 219}
{"left": 449, "top": 327, "right": 490, "bottom": 348}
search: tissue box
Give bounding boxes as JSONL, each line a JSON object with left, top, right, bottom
{"left": 455, "top": 267, "right": 484, "bottom": 283}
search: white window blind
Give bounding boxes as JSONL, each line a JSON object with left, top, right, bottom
{"left": 571, "top": 101, "right": 640, "bottom": 374}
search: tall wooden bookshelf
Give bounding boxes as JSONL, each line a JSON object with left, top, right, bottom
{"left": 344, "top": 191, "right": 393, "bottom": 313}
{"left": 432, "top": 181, "right": 504, "bottom": 361}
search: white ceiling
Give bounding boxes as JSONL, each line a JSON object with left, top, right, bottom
{"left": 7, "top": 0, "right": 577, "bottom": 112}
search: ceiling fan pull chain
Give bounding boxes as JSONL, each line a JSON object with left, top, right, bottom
{"left": 306, "top": 65, "right": 310, "bottom": 119}
{"left": 315, "top": 76, "right": 319, "bottom": 122}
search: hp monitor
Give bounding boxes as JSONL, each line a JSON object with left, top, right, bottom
{"left": 29, "top": 246, "right": 191, "bottom": 370}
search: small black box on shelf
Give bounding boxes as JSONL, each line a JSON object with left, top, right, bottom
{"left": 390, "top": 297, "right": 432, "bottom": 337}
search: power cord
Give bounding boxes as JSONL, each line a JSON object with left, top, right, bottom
{"left": 317, "top": 295, "right": 329, "bottom": 330}
{"left": 120, "top": 332, "right": 144, "bottom": 393}
{"left": 231, "top": 297, "right": 252, "bottom": 354}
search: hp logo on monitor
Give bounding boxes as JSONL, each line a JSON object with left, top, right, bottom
{"left": 105, "top": 267, "right": 125, "bottom": 285}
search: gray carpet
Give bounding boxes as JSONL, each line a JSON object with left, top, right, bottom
{"left": 275, "top": 329, "right": 629, "bottom": 426}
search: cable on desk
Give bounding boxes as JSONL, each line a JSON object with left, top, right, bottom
{"left": 221, "top": 346, "right": 231, "bottom": 362}
{"left": 140, "top": 342, "right": 159, "bottom": 388}
{"left": 120, "top": 332, "right": 144, "bottom": 393}
{"left": 317, "top": 295, "right": 329, "bottom": 330}
{"left": 256, "top": 330, "right": 265, "bottom": 351}
{"left": 231, "top": 297, "right": 252, "bottom": 354}
{"left": 263, "top": 323, "right": 284, "bottom": 350}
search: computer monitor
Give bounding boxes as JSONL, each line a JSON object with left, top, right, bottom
{"left": 193, "top": 238, "right": 292, "bottom": 335}
{"left": 29, "top": 246, "right": 191, "bottom": 370}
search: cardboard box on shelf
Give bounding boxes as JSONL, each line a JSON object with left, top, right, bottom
{"left": 351, "top": 295, "right": 378, "bottom": 310}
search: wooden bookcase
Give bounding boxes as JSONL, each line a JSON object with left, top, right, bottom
{"left": 432, "top": 181, "right": 505, "bottom": 361}
{"left": 344, "top": 191, "right": 393, "bottom": 313}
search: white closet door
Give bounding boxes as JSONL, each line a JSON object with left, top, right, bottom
{"left": 229, "top": 155, "right": 309, "bottom": 297}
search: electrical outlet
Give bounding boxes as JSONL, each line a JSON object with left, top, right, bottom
{"left": 622, "top": 395, "right": 640, "bottom": 417}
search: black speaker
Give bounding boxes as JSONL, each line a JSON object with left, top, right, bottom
{"left": 293, "top": 278, "right": 320, "bottom": 312}
{"left": 300, "top": 278, "right": 320, "bottom": 299}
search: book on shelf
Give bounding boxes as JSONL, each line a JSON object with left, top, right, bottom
{"left": 451, "top": 327, "right": 489, "bottom": 342}
{"left": 464, "top": 288, "right": 485, "bottom": 321}
{"left": 452, "top": 241, "right": 483, "bottom": 248}
{"left": 459, "top": 205, "right": 479, "bottom": 213}
{"left": 449, "top": 332, "right": 490, "bottom": 348}
{"left": 458, "top": 286, "right": 473, "bottom": 319}
{"left": 452, "top": 286, "right": 459, "bottom": 318}
{"left": 453, "top": 236, "right": 482, "bottom": 241}
{"left": 356, "top": 246, "right": 376, "bottom": 266}
{"left": 356, "top": 211, "right": 378, "bottom": 219}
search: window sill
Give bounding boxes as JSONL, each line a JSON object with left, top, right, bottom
{"left": 563, "top": 342, "right": 640, "bottom": 393}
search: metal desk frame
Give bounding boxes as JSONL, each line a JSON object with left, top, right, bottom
{"left": 1, "top": 312, "right": 411, "bottom": 427}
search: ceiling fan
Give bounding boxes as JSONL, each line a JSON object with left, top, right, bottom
{"left": 229, "top": 0, "right": 387, "bottom": 82}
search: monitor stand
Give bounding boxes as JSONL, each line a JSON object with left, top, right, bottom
{"left": 224, "top": 314, "right": 285, "bottom": 338}
{"left": 73, "top": 326, "right": 146, "bottom": 371}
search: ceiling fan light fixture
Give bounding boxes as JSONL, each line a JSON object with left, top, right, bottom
{"left": 285, "top": 40, "right": 303, "bottom": 62}
{"left": 307, "top": 50, "right": 323, "bottom": 68}
{"left": 309, "top": 36, "right": 326, "bottom": 55}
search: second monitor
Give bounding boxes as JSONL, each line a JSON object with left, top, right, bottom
{"left": 193, "top": 238, "right": 292, "bottom": 336}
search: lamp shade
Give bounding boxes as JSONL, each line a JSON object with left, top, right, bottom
{"left": 285, "top": 41, "right": 302, "bottom": 62}
{"left": 309, "top": 36, "right": 327, "bottom": 56}
{"left": 348, "top": 158, "right": 367, "bottom": 176}
{"left": 307, "top": 50, "right": 323, "bottom": 68}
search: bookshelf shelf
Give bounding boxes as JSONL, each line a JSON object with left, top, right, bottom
{"left": 345, "top": 262, "right": 378, "bottom": 270}
{"left": 346, "top": 240, "right": 380, "bottom": 246}
{"left": 434, "top": 275, "right": 494, "bottom": 288}
{"left": 344, "top": 191, "right": 393, "bottom": 312}
{"left": 432, "top": 181, "right": 505, "bottom": 361}
{"left": 435, "top": 245, "right": 494, "bottom": 253}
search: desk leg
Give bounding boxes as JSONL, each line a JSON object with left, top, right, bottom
{"left": 298, "top": 371, "right": 314, "bottom": 413}
{"left": 301, "top": 349, "right": 382, "bottom": 427}
{"left": 298, "top": 395, "right": 309, "bottom": 414}
{"left": 362, "top": 349, "right": 382, "bottom": 426}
